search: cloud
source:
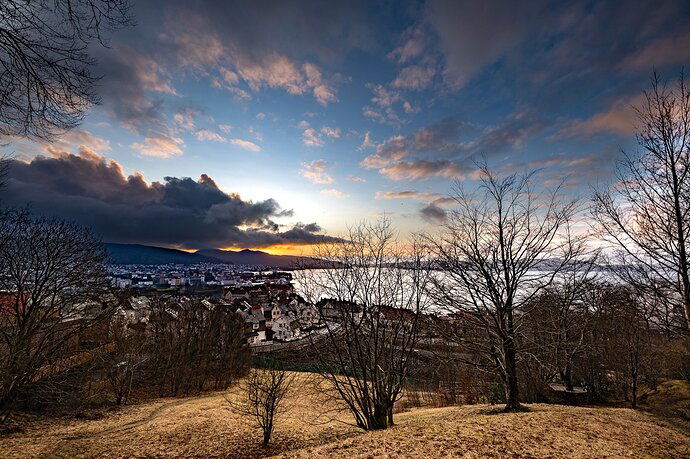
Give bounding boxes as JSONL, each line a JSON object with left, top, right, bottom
{"left": 412, "top": 117, "right": 473, "bottom": 152}
{"left": 304, "top": 63, "right": 339, "bottom": 106}
{"left": 369, "top": 84, "right": 401, "bottom": 108}
{"left": 421, "top": 0, "right": 690, "bottom": 99}
{"left": 379, "top": 160, "right": 465, "bottom": 181}
{"left": 42, "top": 129, "right": 111, "bottom": 155}
{"left": 174, "top": 110, "right": 197, "bottom": 131}
{"left": 360, "top": 135, "right": 409, "bottom": 169}
{"left": 160, "top": 6, "right": 353, "bottom": 106}
{"left": 420, "top": 204, "right": 447, "bottom": 222}
{"left": 320, "top": 127, "right": 341, "bottom": 138}
{"left": 301, "top": 160, "right": 334, "bottom": 184}
{"left": 95, "top": 45, "right": 176, "bottom": 133}
{"left": 256, "top": 112, "right": 266, "bottom": 120}
{"left": 195, "top": 129, "right": 227, "bottom": 142}
{"left": 388, "top": 27, "right": 426, "bottom": 64}
{"left": 247, "top": 126, "right": 263, "bottom": 141}
{"left": 363, "top": 83, "right": 417, "bottom": 125}
{"left": 402, "top": 101, "right": 418, "bottom": 114}
{"left": 622, "top": 31, "right": 690, "bottom": 72}
{"left": 348, "top": 175, "right": 366, "bottom": 183}
{"left": 376, "top": 190, "right": 448, "bottom": 203}
{"left": 557, "top": 95, "right": 642, "bottom": 138}
{"left": 376, "top": 190, "right": 454, "bottom": 222}
{"left": 358, "top": 131, "right": 375, "bottom": 151}
{"left": 425, "top": 0, "right": 541, "bottom": 89}
{"left": 218, "top": 124, "right": 233, "bottom": 133}
{"left": 230, "top": 139, "right": 261, "bottom": 152}
{"left": 3, "top": 150, "right": 341, "bottom": 248}
{"left": 501, "top": 150, "right": 618, "bottom": 187}
{"left": 302, "top": 128, "right": 324, "bottom": 147}
{"left": 360, "top": 111, "right": 548, "bottom": 181}
{"left": 130, "top": 135, "right": 184, "bottom": 158}
{"left": 392, "top": 65, "right": 435, "bottom": 90}
{"left": 466, "top": 110, "right": 545, "bottom": 155}
{"left": 320, "top": 188, "right": 346, "bottom": 198}
{"left": 362, "top": 106, "right": 403, "bottom": 126}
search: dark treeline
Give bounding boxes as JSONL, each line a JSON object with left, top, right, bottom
{"left": 1, "top": 273, "right": 250, "bottom": 421}
{"left": 404, "top": 281, "right": 689, "bottom": 411}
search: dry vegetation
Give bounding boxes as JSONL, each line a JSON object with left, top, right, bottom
{"left": 1, "top": 373, "right": 688, "bottom": 459}
{"left": 284, "top": 404, "right": 689, "bottom": 459}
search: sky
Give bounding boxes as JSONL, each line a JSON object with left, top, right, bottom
{"left": 4, "top": 0, "right": 690, "bottom": 254}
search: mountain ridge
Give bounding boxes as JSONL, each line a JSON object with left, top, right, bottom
{"left": 104, "top": 243, "right": 313, "bottom": 268}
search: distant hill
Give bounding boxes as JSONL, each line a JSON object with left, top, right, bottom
{"left": 196, "top": 248, "right": 316, "bottom": 268}
{"left": 104, "top": 243, "right": 317, "bottom": 268}
{"left": 105, "top": 243, "right": 223, "bottom": 265}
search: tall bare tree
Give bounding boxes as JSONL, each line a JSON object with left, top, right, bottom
{"left": 593, "top": 72, "right": 690, "bottom": 331}
{"left": 0, "top": 215, "right": 111, "bottom": 423}
{"left": 427, "top": 165, "right": 583, "bottom": 411}
{"left": 296, "top": 219, "right": 431, "bottom": 430}
{"left": 0, "top": 0, "right": 133, "bottom": 141}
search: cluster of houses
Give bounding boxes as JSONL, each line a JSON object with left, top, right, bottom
{"left": 108, "top": 281, "right": 327, "bottom": 347}
{"left": 104, "top": 278, "right": 451, "bottom": 349}
{"left": 226, "top": 283, "right": 322, "bottom": 345}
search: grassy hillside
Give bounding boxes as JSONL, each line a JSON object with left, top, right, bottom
{"left": 2, "top": 375, "right": 688, "bottom": 458}
{"left": 283, "top": 404, "right": 688, "bottom": 458}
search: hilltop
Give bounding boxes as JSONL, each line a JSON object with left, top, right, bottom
{"left": 104, "top": 243, "right": 221, "bottom": 265}
{"left": 196, "top": 248, "right": 311, "bottom": 268}
{"left": 3, "top": 375, "right": 688, "bottom": 458}
{"left": 104, "top": 243, "right": 317, "bottom": 268}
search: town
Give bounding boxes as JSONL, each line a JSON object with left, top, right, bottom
{"left": 107, "top": 263, "right": 293, "bottom": 290}
{"left": 108, "top": 266, "right": 325, "bottom": 347}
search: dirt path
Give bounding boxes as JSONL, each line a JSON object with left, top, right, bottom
{"left": 44, "top": 394, "right": 219, "bottom": 458}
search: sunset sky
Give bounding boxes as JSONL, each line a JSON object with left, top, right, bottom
{"left": 4, "top": 0, "right": 690, "bottom": 254}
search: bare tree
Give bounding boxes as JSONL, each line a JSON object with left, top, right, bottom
{"left": 296, "top": 219, "right": 431, "bottom": 430}
{"left": 522, "top": 257, "right": 599, "bottom": 391}
{"left": 228, "top": 363, "right": 294, "bottom": 448}
{"left": 426, "top": 164, "right": 583, "bottom": 411}
{"left": 0, "top": 0, "right": 133, "bottom": 141}
{"left": 99, "top": 317, "right": 146, "bottom": 405}
{"left": 593, "top": 72, "right": 690, "bottom": 331}
{"left": 0, "top": 214, "right": 111, "bottom": 423}
{"left": 144, "top": 297, "right": 250, "bottom": 397}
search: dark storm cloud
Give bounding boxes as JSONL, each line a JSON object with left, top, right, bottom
{"left": 3, "top": 150, "right": 342, "bottom": 249}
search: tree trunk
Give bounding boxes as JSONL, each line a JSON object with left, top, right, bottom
{"left": 370, "top": 402, "right": 389, "bottom": 430}
{"left": 561, "top": 361, "right": 574, "bottom": 392}
{"left": 670, "top": 160, "right": 690, "bottom": 331}
{"left": 631, "top": 369, "right": 638, "bottom": 409}
{"left": 503, "top": 336, "right": 522, "bottom": 412}
{"left": 387, "top": 404, "right": 394, "bottom": 427}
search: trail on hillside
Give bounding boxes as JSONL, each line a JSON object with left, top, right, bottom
{"left": 47, "top": 394, "right": 218, "bottom": 458}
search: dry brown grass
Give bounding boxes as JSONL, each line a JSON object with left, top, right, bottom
{"left": 1, "top": 373, "right": 688, "bottom": 458}
{"left": 0, "top": 373, "right": 358, "bottom": 459}
{"left": 283, "top": 404, "right": 689, "bottom": 458}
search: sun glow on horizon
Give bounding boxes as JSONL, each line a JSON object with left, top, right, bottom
{"left": 212, "top": 244, "right": 318, "bottom": 256}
